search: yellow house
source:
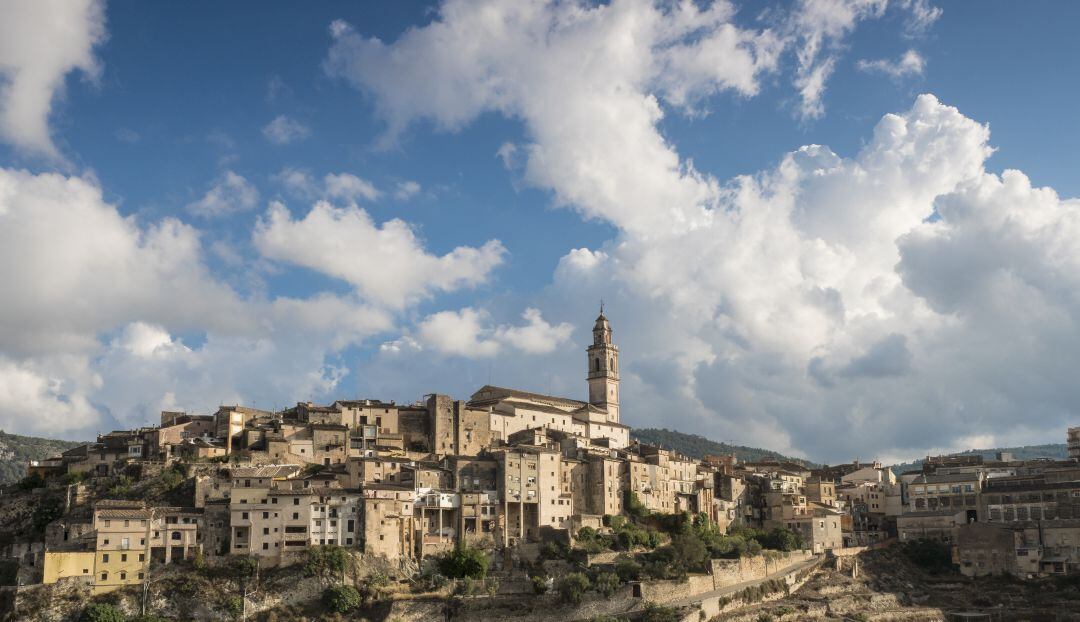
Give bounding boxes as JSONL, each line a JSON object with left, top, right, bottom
{"left": 42, "top": 550, "right": 95, "bottom": 585}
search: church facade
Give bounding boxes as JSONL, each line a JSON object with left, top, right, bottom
{"left": 468, "top": 309, "right": 630, "bottom": 449}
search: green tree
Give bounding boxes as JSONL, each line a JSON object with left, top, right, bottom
{"left": 594, "top": 571, "right": 620, "bottom": 599}
{"left": 323, "top": 585, "right": 362, "bottom": 613}
{"left": 438, "top": 544, "right": 489, "bottom": 579}
{"left": 669, "top": 531, "right": 709, "bottom": 573}
{"left": 80, "top": 603, "right": 125, "bottom": 622}
{"left": 614, "top": 555, "right": 642, "bottom": 582}
{"left": 760, "top": 527, "right": 802, "bottom": 552}
{"left": 304, "top": 545, "right": 350, "bottom": 585}
{"left": 640, "top": 602, "right": 679, "bottom": 622}
{"left": 558, "top": 572, "right": 591, "bottom": 605}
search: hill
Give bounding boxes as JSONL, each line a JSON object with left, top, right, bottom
{"left": 0, "top": 430, "right": 83, "bottom": 485}
{"left": 889, "top": 443, "right": 1069, "bottom": 473}
{"left": 631, "top": 427, "right": 819, "bottom": 467}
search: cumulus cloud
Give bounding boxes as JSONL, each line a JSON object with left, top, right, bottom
{"left": 324, "top": 172, "right": 379, "bottom": 202}
{"left": 0, "top": 167, "right": 394, "bottom": 436}
{"left": 326, "top": 0, "right": 939, "bottom": 236}
{"left": 325, "top": 1, "right": 1078, "bottom": 461}
{"left": 273, "top": 167, "right": 380, "bottom": 203}
{"left": 186, "top": 170, "right": 259, "bottom": 217}
{"left": 262, "top": 114, "right": 311, "bottom": 144}
{"left": 0, "top": 0, "right": 107, "bottom": 158}
{"left": 413, "top": 307, "right": 573, "bottom": 358}
{"left": 254, "top": 200, "right": 506, "bottom": 307}
{"left": 858, "top": 49, "right": 925, "bottom": 78}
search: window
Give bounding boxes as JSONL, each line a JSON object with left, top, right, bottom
{"left": 101, "top": 572, "right": 108, "bottom": 581}
{"left": 293, "top": 498, "right": 300, "bottom": 505}
{"left": 119, "top": 572, "right": 126, "bottom": 580}
{"left": 263, "top": 512, "right": 269, "bottom": 519}
{"left": 102, "top": 553, "right": 109, "bottom": 563}
{"left": 172, "top": 532, "right": 182, "bottom": 541}
{"left": 263, "top": 528, "right": 269, "bottom": 535}
{"left": 263, "top": 543, "right": 269, "bottom": 550}
{"left": 139, "top": 554, "right": 145, "bottom": 562}
{"left": 121, "top": 554, "right": 127, "bottom": 562}
{"left": 242, "top": 512, "right": 249, "bottom": 520}
{"left": 138, "top": 572, "right": 144, "bottom": 580}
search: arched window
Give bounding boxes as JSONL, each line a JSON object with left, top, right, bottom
{"left": 594, "top": 358, "right": 600, "bottom": 372}
{"left": 609, "top": 357, "right": 614, "bottom": 370}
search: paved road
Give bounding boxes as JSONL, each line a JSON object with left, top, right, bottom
{"left": 663, "top": 554, "right": 823, "bottom": 610}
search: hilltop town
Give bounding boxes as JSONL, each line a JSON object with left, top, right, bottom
{"left": 3, "top": 312, "right": 1080, "bottom": 621}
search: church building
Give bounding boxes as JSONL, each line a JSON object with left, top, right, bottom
{"left": 468, "top": 308, "right": 630, "bottom": 449}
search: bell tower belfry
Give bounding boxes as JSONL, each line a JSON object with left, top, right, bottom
{"left": 587, "top": 304, "right": 619, "bottom": 423}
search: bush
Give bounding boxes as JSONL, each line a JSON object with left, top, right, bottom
{"left": 594, "top": 571, "right": 620, "bottom": 598}
{"left": 323, "top": 585, "right": 362, "bottom": 614}
{"left": 224, "top": 596, "right": 244, "bottom": 620}
{"left": 107, "top": 475, "right": 134, "bottom": 497}
{"left": 759, "top": 527, "right": 803, "bottom": 552}
{"left": 624, "top": 490, "right": 648, "bottom": 518}
{"left": 80, "top": 603, "right": 125, "bottom": 622}
{"left": 903, "top": 539, "right": 953, "bottom": 572}
{"left": 558, "top": 572, "right": 591, "bottom": 605}
{"left": 640, "top": 602, "right": 679, "bottom": 622}
{"left": 531, "top": 574, "right": 550, "bottom": 594}
{"left": 304, "top": 545, "right": 350, "bottom": 585}
{"left": 438, "top": 544, "right": 489, "bottom": 579}
{"left": 614, "top": 555, "right": 642, "bottom": 582}
{"left": 17, "top": 472, "right": 45, "bottom": 491}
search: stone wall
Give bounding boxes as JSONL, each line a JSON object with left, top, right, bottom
{"left": 638, "top": 550, "right": 813, "bottom": 605}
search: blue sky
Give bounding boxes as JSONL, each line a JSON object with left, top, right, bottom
{"left": 2, "top": 0, "right": 1080, "bottom": 463}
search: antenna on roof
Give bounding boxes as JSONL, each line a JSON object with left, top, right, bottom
{"left": 600, "top": 299, "right": 604, "bottom": 315}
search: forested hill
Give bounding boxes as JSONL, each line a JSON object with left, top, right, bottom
{"left": 0, "top": 431, "right": 84, "bottom": 485}
{"left": 889, "top": 443, "right": 1070, "bottom": 473}
{"left": 631, "top": 427, "right": 819, "bottom": 468}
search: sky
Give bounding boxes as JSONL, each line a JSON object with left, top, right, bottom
{"left": 1, "top": 0, "right": 1079, "bottom": 465}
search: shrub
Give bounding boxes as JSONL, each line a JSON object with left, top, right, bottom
{"left": 531, "top": 574, "right": 550, "bottom": 594}
{"left": 80, "top": 603, "right": 125, "bottom": 622}
{"left": 614, "top": 555, "right": 642, "bottom": 582}
{"left": 224, "top": 596, "right": 244, "bottom": 620}
{"left": 759, "top": 527, "right": 803, "bottom": 552}
{"left": 640, "top": 602, "right": 679, "bottom": 622}
{"left": 107, "top": 475, "right": 133, "bottom": 497}
{"left": 17, "top": 472, "right": 45, "bottom": 491}
{"left": 438, "top": 544, "right": 489, "bottom": 579}
{"left": 903, "top": 539, "right": 953, "bottom": 572}
{"left": 558, "top": 572, "right": 591, "bottom": 605}
{"left": 323, "top": 585, "right": 362, "bottom": 614}
{"left": 594, "top": 571, "right": 620, "bottom": 598}
{"left": 669, "top": 531, "right": 709, "bottom": 573}
{"left": 304, "top": 545, "right": 350, "bottom": 585}
{"left": 624, "top": 490, "right": 648, "bottom": 518}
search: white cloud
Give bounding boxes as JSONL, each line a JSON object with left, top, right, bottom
{"left": 274, "top": 168, "right": 380, "bottom": 203}
{"left": 186, "top": 170, "right": 259, "bottom": 217}
{"left": 394, "top": 180, "right": 421, "bottom": 200}
{"left": 0, "top": 0, "right": 106, "bottom": 158}
{"left": 417, "top": 308, "right": 500, "bottom": 358}
{"left": 414, "top": 307, "right": 573, "bottom": 358}
{"left": 327, "top": 0, "right": 1080, "bottom": 461}
{"left": 0, "top": 167, "right": 395, "bottom": 437}
{"left": 857, "top": 49, "right": 925, "bottom": 78}
{"left": 494, "top": 308, "right": 574, "bottom": 354}
{"left": 0, "top": 356, "right": 100, "bottom": 437}
{"left": 262, "top": 114, "right": 311, "bottom": 145}
{"left": 254, "top": 200, "right": 506, "bottom": 307}
{"left": 324, "top": 172, "right": 379, "bottom": 202}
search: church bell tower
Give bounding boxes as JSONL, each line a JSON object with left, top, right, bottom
{"left": 587, "top": 304, "right": 619, "bottom": 423}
